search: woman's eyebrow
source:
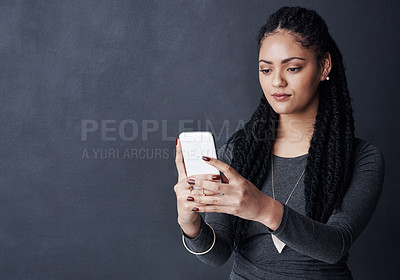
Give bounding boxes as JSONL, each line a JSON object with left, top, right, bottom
{"left": 258, "top": 57, "right": 306, "bottom": 64}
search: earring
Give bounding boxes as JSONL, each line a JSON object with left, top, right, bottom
{"left": 324, "top": 72, "right": 330, "bottom": 80}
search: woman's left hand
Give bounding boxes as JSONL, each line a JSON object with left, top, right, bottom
{"left": 187, "top": 156, "right": 283, "bottom": 230}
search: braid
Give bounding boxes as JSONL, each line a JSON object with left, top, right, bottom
{"left": 225, "top": 6, "right": 355, "bottom": 247}
{"left": 226, "top": 96, "right": 277, "bottom": 247}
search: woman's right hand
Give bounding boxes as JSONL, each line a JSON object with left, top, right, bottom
{"left": 173, "top": 138, "right": 202, "bottom": 238}
{"left": 174, "top": 138, "right": 221, "bottom": 237}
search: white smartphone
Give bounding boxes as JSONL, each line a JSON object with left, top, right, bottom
{"left": 179, "top": 131, "right": 221, "bottom": 189}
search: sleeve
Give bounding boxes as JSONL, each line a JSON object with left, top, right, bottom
{"left": 268, "top": 140, "right": 385, "bottom": 264}
{"left": 182, "top": 142, "right": 236, "bottom": 266}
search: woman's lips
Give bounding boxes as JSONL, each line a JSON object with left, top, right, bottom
{"left": 272, "top": 93, "right": 291, "bottom": 101}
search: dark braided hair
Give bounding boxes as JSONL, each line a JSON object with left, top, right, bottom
{"left": 222, "top": 6, "right": 355, "bottom": 248}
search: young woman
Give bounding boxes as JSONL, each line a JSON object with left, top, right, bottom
{"left": 174, "top": 6, "right": 385, "bottom": 280}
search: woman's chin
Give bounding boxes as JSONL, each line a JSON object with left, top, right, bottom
{"left": 269, "top": 105, "right": 294, "bottom": 115}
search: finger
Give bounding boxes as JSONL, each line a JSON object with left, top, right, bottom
{"left": 201, "top": 156, "right": 237, "bottom": 180}
{"left": 180, "top": 200, "right": 204, "bottom": 212}
{"left": 188, "top": 178, "right": 228, "bottom": 194}
{"left": 194, "top": 205, "right": 235, "bottom": 214}
{"left": 189, "top": 187, "right": 220, "bottom": 196}
{"left": 175, "top": 138, "right": 187, "bottom": 182}
{"left": 174, "top": 180, "right": 193, "bottom": 194}
{"left": 189, "top": 194, "right": 228, "bottom": 206}
{"left": 175, "top": 181, "right": 218, "bottom": 195}
{"left": 188, "top": 174, "right": 222, "bottom": 182}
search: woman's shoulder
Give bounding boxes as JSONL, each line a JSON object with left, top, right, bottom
{"left": 353, "top": 137, "right": 385, "bottom": 172}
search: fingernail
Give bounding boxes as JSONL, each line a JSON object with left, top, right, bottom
{"left": 202, "top": 156, "right": 211, "bottom": 161}
{"left": 188, "top": 179, "right": 195, "bottom": 185}
{"left": 176, "top": 137, "right": 178, "bottom": 146}
{"left": 187, "top": 196, "right": 194, "bottom": 201}
{"left": 212, "top": 175, "right": 220, "bottom": 180}
{"left": 192, "top": 207, "right": 199, "bottom": 211}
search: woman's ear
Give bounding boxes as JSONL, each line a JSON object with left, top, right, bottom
{"left": 320, "top": 52, "right": 332, "bottom": 81}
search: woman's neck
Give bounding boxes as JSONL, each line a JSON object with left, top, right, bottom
{"left": 273, "top": 111, "right": 317, "bottom": 157}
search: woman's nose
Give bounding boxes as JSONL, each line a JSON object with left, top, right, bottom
{"left": 272, "top": 71, "right": 287, "bottom": 88}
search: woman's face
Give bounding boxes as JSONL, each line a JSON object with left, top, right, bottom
{"left": 258, "top": 31, "right": 326, "bottom": 117}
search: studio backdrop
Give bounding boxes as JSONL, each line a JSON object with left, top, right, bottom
{"left": 0, "top": 0, "right": 398, "bottom": 279}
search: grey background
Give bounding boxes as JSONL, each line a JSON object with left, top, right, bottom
{"left": 0, "top": 0, "right": 398, "bottom": 279}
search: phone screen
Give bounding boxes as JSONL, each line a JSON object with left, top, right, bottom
{"left": 179, "top": 131, "right": 220, "bottom": 184}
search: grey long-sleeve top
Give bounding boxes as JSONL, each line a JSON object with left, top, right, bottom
{"left": 183, "top": 138, "right": 385, "bottom": 280}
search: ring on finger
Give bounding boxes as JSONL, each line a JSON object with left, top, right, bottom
{"left": 202, "top": 188, "right": 206, "bottom": 196}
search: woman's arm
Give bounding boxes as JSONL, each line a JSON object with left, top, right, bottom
{"left": 188, "top": 139, "right": 385, "bottom": 264}
{"left": 182, "top": 212, "right": 235, "bottom": 266}
{"left": 266, "top": 141, "right": 385, "bottom": 263}
{"left": 181, "top": 143, "right": 236, "bottom": 266}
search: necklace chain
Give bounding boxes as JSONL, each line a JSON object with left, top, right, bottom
{"left": 271, "top": 153, "right": 306, "bottom": 205}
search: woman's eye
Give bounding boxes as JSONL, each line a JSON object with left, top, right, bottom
{"left": 259, "top": 69, "right": 271, "bottom": 74}
{"left": 288, "top": 67, "right": 301, "bottom": 72}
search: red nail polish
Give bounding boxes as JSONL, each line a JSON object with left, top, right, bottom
{"left": 187, "top": 196, "right": 194, "bottom": 201}
{"left": 212, "top": 175, "right": 220, "bottom": 180}
{"left": 188, "top": 179, "right": 195, "bottom": 185}
{"left": 202, "top": 156, "right": 211, "bottom": 161}
{"left": 176, "top": 137, "right": 178, "bottom": 145}
{"left": 192, "top": 207, "right": 199, "bottom": 211}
